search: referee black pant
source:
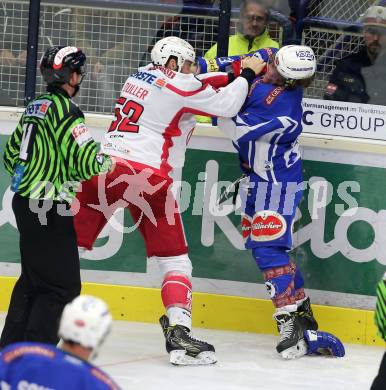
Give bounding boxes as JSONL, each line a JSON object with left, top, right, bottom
{"left": 372, "top": 350, "right": 386, "bottom": 390}
{"left": 0, "top": 193, "right": 81, "bottom": 348}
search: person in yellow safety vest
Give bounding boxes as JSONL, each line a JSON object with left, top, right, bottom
{"left": 205, "top": 0, "right": 279, "bottom": 59}
{"left": 197, "top": 0, "right": 279, "bottom": 123}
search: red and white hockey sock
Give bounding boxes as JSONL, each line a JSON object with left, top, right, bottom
{"left": 161, "top": 272, "right": 192, "bottom": 330}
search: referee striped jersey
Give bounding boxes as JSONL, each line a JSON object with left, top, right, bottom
{"left": 3, "top": 86, "right": 110, "bottom": 201}
{"left": 375, "top": 273, "right": 386, "bottom": 341}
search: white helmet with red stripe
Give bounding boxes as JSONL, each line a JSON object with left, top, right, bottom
{"left": 58, "top": 295, "right": 112, "bottom": 357}
{"left": 151, "top": 36, "right": 195, "bottom": 72}
{"left": 275, "top": 45, "right": 316, "bottom": 80}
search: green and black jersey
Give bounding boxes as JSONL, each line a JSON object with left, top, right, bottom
{"left": 375, "top": 275, "right": 386, "bottom": 341}
{"left": 3, "top": 86, "right": 111, "bottom": 201}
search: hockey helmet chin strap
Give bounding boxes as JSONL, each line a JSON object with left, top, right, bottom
{"left": 68, "top": 76, "right": 85, "bottom": 97}
{"left": 68, "top": 66, "right": 86, "bottom": 97}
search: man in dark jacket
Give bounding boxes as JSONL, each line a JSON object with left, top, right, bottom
{"left": 324, "top": 5, "right": 386, "bottom": 105}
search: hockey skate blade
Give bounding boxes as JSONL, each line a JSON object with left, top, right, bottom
{"left": 169, "top": 350, "right": 217, "bottom": 365}
{"left": 280, "top": 339, "right": 308, "bottom": 360}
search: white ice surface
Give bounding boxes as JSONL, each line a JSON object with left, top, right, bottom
{"left": 92, "top": 320, "right": 385, "bottom": 390}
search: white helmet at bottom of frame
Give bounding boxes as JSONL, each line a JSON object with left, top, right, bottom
{"left": 59, "top": 295, "right": 112, "bottom": 355}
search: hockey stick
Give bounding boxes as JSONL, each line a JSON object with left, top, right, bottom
{"left": 216, "top": 174, "right": 247, "bottom": 206}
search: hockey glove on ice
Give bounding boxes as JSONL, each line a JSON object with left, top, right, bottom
{"left": 304, "top": 330, "right": 345, "bottom": 357}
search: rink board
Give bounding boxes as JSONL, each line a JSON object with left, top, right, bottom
{"left": 0, "top": 276, "right": 383, "bottom": 346}
{"left": 0, "top": 110, "right": 386, "bottom": 347}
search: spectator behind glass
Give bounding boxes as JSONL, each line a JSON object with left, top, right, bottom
{"left": 70, "top": 8, "right": 133, "bottom": 114}
{"left": 324, "top": 5, "right": 386, "bottom": 105}
{"left": 139, "top": 0, "right": 217, "bottom": 67}
{"left": 197, "top": 0, "right": 280, "bottom": 123}
{"left": 204, "top": 0, "right": 279, "bottom": 59}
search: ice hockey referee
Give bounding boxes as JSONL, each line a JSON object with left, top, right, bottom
{"left": 1, "top": 46, "right": 114, "bottom": 348}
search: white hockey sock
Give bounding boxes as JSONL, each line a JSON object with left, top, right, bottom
{"left": 167, "top": 306, "right": 192, "bottom": 330}
{"left": 275, "top": 304, "right": 298, "bottom": 314}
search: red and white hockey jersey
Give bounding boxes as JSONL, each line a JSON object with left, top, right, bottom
{"left": 102, "top": 64, "right": 249, "bottom": 178}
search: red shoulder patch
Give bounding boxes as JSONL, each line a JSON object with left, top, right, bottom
{"left": 3, "top": 346, "right": 55, "bottom": 363}
{"left": 265, "top": 86, "right": 285, "bottom": 105}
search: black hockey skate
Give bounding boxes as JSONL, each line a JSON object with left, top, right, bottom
{"left": 159, "top": 315, "right": 217, "bottom": 365}
{"left": 273, "top": 311, "right": 308, "bottom": 359}
{"left": 297, "top": 297, "right": 318, "bottom": 331}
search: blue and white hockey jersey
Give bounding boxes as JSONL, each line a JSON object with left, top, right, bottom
{"left": 218, "top": 78, "right": 304, "bottom": 184}
{"left": 199, "top": 47, "right": 304, "bottom": 183}
{"left": 217, "top": 69, "right": 305, "bottom": 248}
{"left": 0, "top": 342, "right": 121, "bottom": 390}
